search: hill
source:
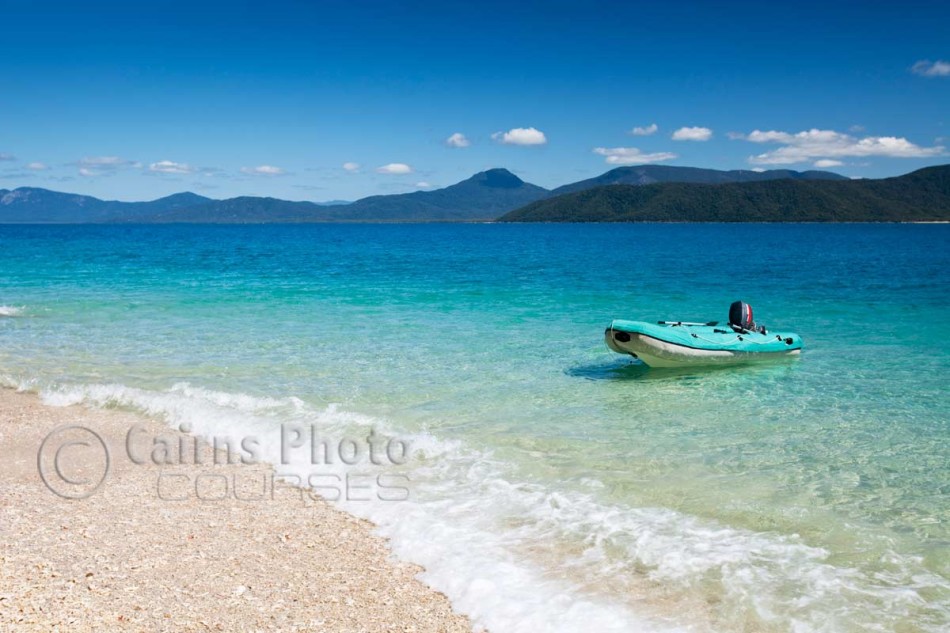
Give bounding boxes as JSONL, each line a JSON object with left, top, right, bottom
{"left": 0, "top": 168, "right": 547, "bottom": 223}
{"left": 3, "top": 166, "right": 946, "bottom": 224}
{"left": 330, "top": 168, "right": 548, "bottom": 221}
{"left": 498, "top": 165, "right": 950, "bottom": 223}
{"left": 144, "top": 168, "right": 548, "bottom": 222}
{"left": 550, "top": 165, "right": 847, "bottom": 196}
{"left": 134, "top": 168, "right": 546, "bottom": 222}
{"left": 0, "top": 188, "right": 211, "bottom": 223}
{"left": 134, "top": 196, "right": 327, "bottom": 223}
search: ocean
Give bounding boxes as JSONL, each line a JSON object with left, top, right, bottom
{"left": 1, "top": 223, "right": 948, "bottom": 632}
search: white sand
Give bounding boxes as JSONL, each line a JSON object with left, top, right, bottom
{"left": 0, "top": 388, "right": 473, "bottom": 632}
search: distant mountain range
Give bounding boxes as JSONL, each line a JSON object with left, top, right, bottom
{"left": 134, "top": 168, "right": 550, "bottom": 222}
{"left": 499, "top": 165, "right": 950, "bottom": 223}
{"left": 0, "top": 168, "right": 548, "bottom": 223}
{"left": 1, "top": 164, "right": 947, "bottom": 223}
{"left": 327, "top": 168, "right": 549, "bottom": 221}
{"left": 548, "top": 165, "right": 847, "bottom": 196}
{"left": 0, "top": 190, "right": 213, "bottom": 223}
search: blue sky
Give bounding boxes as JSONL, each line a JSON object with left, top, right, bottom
{"left": 1, "top": 0, "right": 948, "bottom": 201}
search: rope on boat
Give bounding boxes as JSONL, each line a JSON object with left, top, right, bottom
{"left": 688, "top": 331, "right": 789, "bottom": 346}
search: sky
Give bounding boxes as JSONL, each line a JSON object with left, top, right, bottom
{"left": 1, "top": 0, "right": 948, "bottom": 202}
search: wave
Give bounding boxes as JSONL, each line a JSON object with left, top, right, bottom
{"left": 31, "top": 379, "right": 950, "bottom": 632}
{"left": 0, "top": 305, "right": 25, "bottom": 317}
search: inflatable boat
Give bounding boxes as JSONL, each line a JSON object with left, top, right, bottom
{"left": 605, "top": 302, "right": 803, "bottom": 368}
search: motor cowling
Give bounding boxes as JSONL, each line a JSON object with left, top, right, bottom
{"left": 729, "top": 301, "right": 755, "bottom": 330}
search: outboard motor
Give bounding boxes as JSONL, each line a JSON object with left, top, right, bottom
{"left": 729, "top": 301, "right": 754, "bottom": 329}
{"left": 729, "top": 301, "right": 766, "bottom": 333}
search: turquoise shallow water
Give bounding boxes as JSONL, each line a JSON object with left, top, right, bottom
{"left": 1, "top": 224, "right": 948, "bottom": 632}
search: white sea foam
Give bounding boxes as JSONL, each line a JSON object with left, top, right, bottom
{"left": 0, "top": 305, "right": 25, "bottom": 317}
{"left": 36, "top": 380, "right": 950, "bottom": 633}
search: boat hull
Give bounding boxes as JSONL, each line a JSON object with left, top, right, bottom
{"left": 605, "top": 320, "right": 803, "bottom": 368}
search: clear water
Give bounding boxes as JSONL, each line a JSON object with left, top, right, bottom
{"left": 1, "top": 224, "right": 948, "bottom": 632}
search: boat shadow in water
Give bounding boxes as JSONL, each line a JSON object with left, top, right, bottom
{"left": 567, "top": 357, "right": 801, "bottom": 382}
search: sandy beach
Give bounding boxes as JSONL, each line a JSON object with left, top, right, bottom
{"left": 0, "top": 388, "right": 472, "bottom": 632}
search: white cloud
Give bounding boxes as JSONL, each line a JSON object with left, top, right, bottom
{"left": 746, "top": 130, "right": 793, "bottom": 143}
{"left": 149, "top": 160, "right": 194, "bottom": 175}
{"left": 911, "top": 60, "right": 950, "bottom": 77}
{"left": 492, "top": 127, "right": 547, "bottom": 146}
{"left": 445, "top": 132, "right": 470, "bottom": 148}
{"left": 630, "top": 123, "right": 658, "bottom": 136}
{"left": 672, "top": 126, "right": 713, "bottom": 141}
{"left": 592, "top": 147, "right": 678, "bottom": 165}
{"left": 241, "top": 165, "right": 285, "bottom": 176}
{"left": 78, "top": 156, "right": 136, "bottom": 169}
{"left": 26, "top": 162, "right": 48, "bottom": 171}
{"left": 741, "top": 128, "right": 945, "bottom": 164}
{"left": 73, "top": 156, "right": 139, "bottom": 176}
{"left": 751, "top": 168, "right": 766, "bottom": 173}
{"left": 342, "top": 162, "right": 360, "bottom": 173}
{"left": 415, "top": 181, "right": 433, "bottom": 188}
{"left": 0, "top": 153, "right": 14, "bottom": 161}
{"left": 813, "top": 159, "right": 843, "bottom": 168}
{"left": 376, "top": 163, "right": 413, "bottom": 175}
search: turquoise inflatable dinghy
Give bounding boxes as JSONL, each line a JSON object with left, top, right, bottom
{"left": 605, "top": 302, "right": 803, "bottom": 368}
